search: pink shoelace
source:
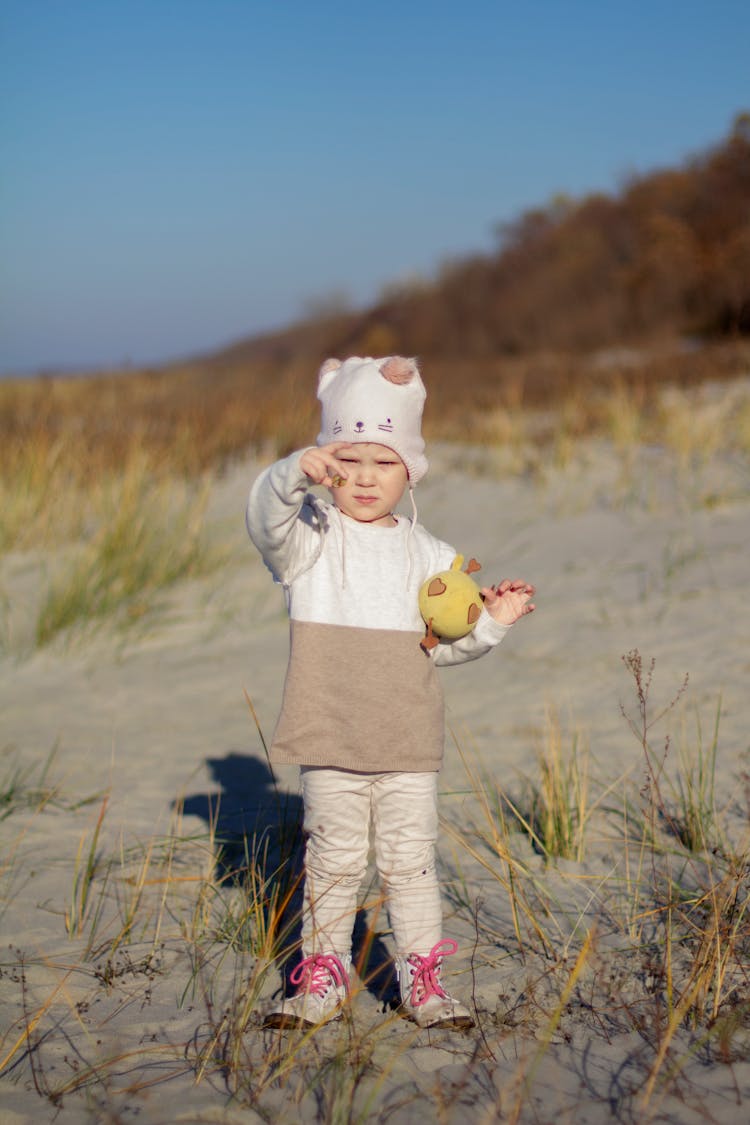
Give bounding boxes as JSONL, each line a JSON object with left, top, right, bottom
{"left": 405, "top": 938, "right": 458, "bottom": 1007}
{"left": 290, "top": 953, "right": 350, "bottom": 998}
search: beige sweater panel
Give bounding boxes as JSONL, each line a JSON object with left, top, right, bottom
{"left": 246, "top": 451, "right": 510, "bottom": 771}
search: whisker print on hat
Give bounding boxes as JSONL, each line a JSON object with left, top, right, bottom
{"left": 316, "top": 355, "right": 428, "bottom": 485}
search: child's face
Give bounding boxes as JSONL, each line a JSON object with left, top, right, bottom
{"left": 330, "top": 443, "right": 408, "bottom": 526}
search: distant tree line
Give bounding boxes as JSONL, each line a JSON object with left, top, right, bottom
{"left": 309, "top": 114, "right": 750, "bottom": 360}
{"left": 5, "top": 118, "right": 748, "bottom": 479}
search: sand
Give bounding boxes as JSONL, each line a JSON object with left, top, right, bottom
{"left": 1, "top": 432, "right": 749, "bottom": 1123}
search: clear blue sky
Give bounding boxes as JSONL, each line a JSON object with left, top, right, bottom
{"left": 1, "top": 0, "right": 748, "bottom": 374}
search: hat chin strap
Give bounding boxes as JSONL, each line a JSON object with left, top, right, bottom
{"left": 405, "top": 485, "right": 419, "bottom": 588}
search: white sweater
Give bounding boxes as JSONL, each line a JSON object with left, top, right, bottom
{"left": 246, "top": 451, "right": 509, "bottom": 771}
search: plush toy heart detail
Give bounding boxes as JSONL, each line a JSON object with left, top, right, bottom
{"left": 419, "top": 555, "right": 484, "bottom": 649}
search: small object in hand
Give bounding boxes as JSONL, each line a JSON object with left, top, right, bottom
{"left": 330, "top": 474, "right": 344, "bottom": 488}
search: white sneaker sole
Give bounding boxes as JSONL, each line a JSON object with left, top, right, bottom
{"left": 262, "top": 1005, "right": 346, "bottom": 1030}
{"left": 399, "top": 1006, "right": 475, "bottom": 1031}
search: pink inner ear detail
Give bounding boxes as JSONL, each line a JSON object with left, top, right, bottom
{"left": 380, "top": 356, "right": 415, "bottom": 385}
{"left": 318, "top": 358, "right": 341, "bottom": 385}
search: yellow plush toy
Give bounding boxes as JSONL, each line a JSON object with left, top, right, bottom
{"left": 419, "top": 555, "right": 483, "bottom": 651}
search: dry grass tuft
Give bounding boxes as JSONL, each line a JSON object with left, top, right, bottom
{"left": 35, "top": 453, "right": 220, "bottom": 646}
{"left": 2, "top": 344, "right": 750, "bottom": 1113}
{"left": 2, "top": 658, "right": 748, "bottom": 1119}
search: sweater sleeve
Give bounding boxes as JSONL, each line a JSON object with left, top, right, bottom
{"left": 430, "top": 608, "right": 511, "bottom": 666}
{"left": 245, "top": 449, "right": 324, "bottom": 584}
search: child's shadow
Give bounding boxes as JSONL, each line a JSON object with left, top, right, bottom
{"left": 180, "top": 752, "right": 300, "bottom": 882}
{"left": 179, "top": 752, "right": 397, "bottom": 1007}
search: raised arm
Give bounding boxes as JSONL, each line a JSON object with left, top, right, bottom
{"left": 245, "top": 451, "right": 314, "bottom": 583}
{"left": 245, "top": 444, "right": 352, "bottom": 584}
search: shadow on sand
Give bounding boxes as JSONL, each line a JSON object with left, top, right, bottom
{"left": 180, "top": 751, "right": 397, "bottom": 1005}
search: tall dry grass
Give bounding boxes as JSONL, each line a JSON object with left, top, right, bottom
{"left": 2, "top": 354, "right": 749, "bottom": 649}
{"left": 2, "top": 341, "right": 749, "bottom": 512}
{"left": 2, "top": 663, "right": 749, "bottom": 1120}
{"left": 3, "top": 345, "right": 750, "bottom": 1115}
{"left": 35, "top": 454, "right": 219, "bottom": 645}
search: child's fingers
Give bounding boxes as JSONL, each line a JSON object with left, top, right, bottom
{"left": 324, "top": 459, "right": 348, "bottom": 488}
{"left": 319, "top": 444, "right": 351, "bottom": 487}
{"left": 302, "top": 448, "right": 349, "bottom": 486}
{"left": 493, "top": 579, "right": 516, "bottom": 596}
{"left": 300, "top": 454, "right": 326, "bottom": 485}
{"left": 493, "top": 579, "right": 535, "bottom": 596}
{"left": 323, "top": 441, "right": 355, "bottom": 455}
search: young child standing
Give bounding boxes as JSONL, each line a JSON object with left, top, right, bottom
{"left": 246, "top": 355, "right": 535, "bottom": 1030}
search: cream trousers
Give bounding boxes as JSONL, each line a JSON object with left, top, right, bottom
{"left": 299, "top": 767, "right": 442, "bottom": 959}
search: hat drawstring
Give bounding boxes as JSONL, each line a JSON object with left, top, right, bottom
{"left": 406, "top": 486, "right": 418, "bottom": 588}
{"left": 335, "top": 491, "right": 416, "bottom": 590}
{"left": 339, "top": 509, "right": 348, "bottom": 588}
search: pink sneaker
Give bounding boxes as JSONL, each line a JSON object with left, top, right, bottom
{"left": 263, "top": 953, "right": 351, "bottom": 1029}
{"left": 396, "top": 939, "right": 474, "bottom": 1029}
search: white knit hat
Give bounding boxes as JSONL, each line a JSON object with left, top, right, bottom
{"left": 316, "top": 355, "right": 428, "bottom": 483}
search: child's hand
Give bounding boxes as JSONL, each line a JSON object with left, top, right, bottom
{"left": 300, "top": 443, "right": 351, "bottom": 488}
{"left": 480, "top": 579, "right": 536, "bottom": 626}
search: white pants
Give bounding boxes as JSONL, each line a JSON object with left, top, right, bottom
{"left": 300, "top": 767, "right": 442, "bottom": 959}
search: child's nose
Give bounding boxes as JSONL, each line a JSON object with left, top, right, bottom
{"left": 355, "top": 464, "right": 375, "bottom": 484}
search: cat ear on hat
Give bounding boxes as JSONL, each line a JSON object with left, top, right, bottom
{"left": 318, "top": 358, "right": 342, "bottom": 394}
{"left": 380, "top": 356, "right": 417, "bottom": 385}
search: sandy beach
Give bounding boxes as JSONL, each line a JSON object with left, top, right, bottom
{"left": 2, "top": 425, "right": 750, "bottom": 1123}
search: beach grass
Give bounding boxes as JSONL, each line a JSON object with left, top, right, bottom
{"left": 1, "top": 744, "right": 63, "bottom": 820}
{"left": 1, "top": 374, "right": 749, "bottom": 655}
{"left": 2, "top": 353, "right": 750, "bottom": 546}
{"left": 2, "top": 363, "right": 750, "bottom": 1117}
{"left": 513, "top": 707, "right": 591, "bottom": 863}
{"left": 35, "top": 455, "right": 221, "bottom": 647}
{"left": 2, "top": 661, "right": 749, "bottom": 1121}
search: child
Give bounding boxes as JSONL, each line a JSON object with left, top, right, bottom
{"left": 246, "top": 355, "right": 535, "bottom": 1030}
